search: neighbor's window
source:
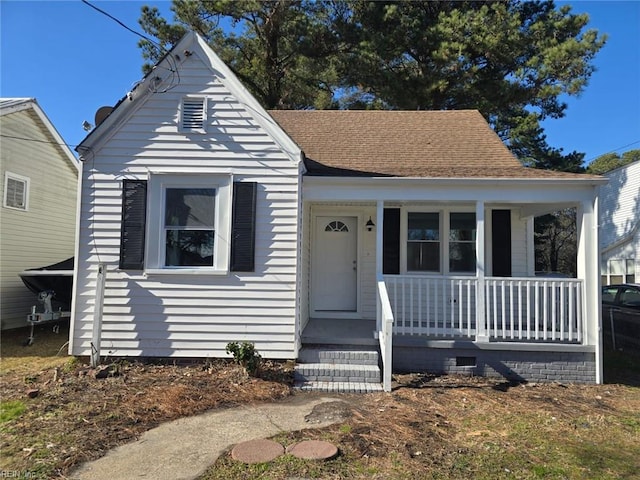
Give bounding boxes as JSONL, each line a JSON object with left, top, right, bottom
{"left": 449, "top": 212, "right": 476, "bottom": 272}
{"left": 602, "top": 258, "right": 636, "bottom": 285}
{"left": 3, "top": 172, "right": 29, "bottom": 210}
{"left": 164, "top": 188, "right": 216, "bottom": 267}
{"left": 407, "top": 212, "right": 440, "bottom": 272}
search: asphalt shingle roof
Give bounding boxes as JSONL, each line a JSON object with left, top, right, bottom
{"left": 268, "top": 110, "right": 595, "bottom": 180}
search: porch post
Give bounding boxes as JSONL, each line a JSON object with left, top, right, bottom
{"left": 376, "top": 201, "right": 384, "bottom": 331}
{"left": 577, "top": 196, "right": 602, "bottom": 383}
{"left": 475, "top": 201, "right": 489, "bottom": 342}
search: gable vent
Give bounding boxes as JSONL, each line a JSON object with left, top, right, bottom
{"left": 181, "top": 98, "right": 206, "bottom": 131}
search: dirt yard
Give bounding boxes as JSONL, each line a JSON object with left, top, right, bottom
{"left": 1, "top": 322, "right": 639, "bottom": 479}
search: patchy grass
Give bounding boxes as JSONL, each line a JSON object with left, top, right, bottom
{"left": 0, "top": 325, "right": 294, "bottom": 479}
{"left": 2, "top": 324, "right": 640, "bottom": 480}
{"left": 0, "top": 400, "right": 26, "bottom": 423}
{"left": 0, "top": 323, "right": 73, "bottom": 376}
{"left": 202, "top": 362, "right": 640, "bottom": 480}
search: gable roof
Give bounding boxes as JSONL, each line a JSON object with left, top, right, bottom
{"left": 77, "top": 32, "right": 301, "bottom": 165}
{"left": 268, "top": 110, "right": 598, "bottom": 180}
{"left": 0, "top": 97, "right": 79, "bottom": 172}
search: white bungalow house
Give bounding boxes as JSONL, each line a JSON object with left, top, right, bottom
{"left": 0, "top": 98, "right": 79, "bottom": 330}
{"left": 70, "top": 32, "right": 605, "bottom": 391}
{"left": 599, "top": 160, "right": 639, "bottom": 285}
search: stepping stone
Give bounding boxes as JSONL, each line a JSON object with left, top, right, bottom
{"left": 286, "top": 440, "right": 339, "bottom": 461}
{"left": 231, "top": 439, "right": 284, "bottom": 464}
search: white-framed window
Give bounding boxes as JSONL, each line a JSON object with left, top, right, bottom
{"left": 403, "top": 209, "right": 476, "bottom": 274}
{"left": 407, "top": 212, "right": 440, "bottom": 272}
{"left": 449, "top": 212, "right": 477, "bottom": 273}
{"left": 145, "top": 174, "right": 231, "bottom": 274}
{"left": 3, "top": 172, "right": 29, "bottom": 211}
{"left": 601, "top": 258, "right": 636, "bottom": 285}
{"left": 180, "top": 97, "right": 207, "bottom": 132}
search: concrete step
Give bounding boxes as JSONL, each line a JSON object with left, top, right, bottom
{"left": 294, "top": 362, "right": 381, "bottom": 384}
{"left": 295, "top": 345, "right": 382, "bottom": 393}
{"left": 294, "top": 380, "right": 384, "bottom": 393}
{"left": 297, "top": 346, "right": 379, "bottom": 365}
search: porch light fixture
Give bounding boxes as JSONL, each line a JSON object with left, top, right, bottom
{"left": 366, "top": 216, "right": 375, "bottom": 231}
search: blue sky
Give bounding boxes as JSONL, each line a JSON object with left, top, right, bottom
{"left": 1, "top": 0, "right": 639, "bottom": 165}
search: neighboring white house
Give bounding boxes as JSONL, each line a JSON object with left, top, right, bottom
{"left": 70, "top": 32, "right": 605, "bottom": 390}
{"left": 599, "top": 160, "right": 640, "bottom": 285}
{"left": 0, "top": 98, "right": 79, "bottom": 330}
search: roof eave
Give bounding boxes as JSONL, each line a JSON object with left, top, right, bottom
{"left": 303, "top": 175, "right": 608, "bottom": 186}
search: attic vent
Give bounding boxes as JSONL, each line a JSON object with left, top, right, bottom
{"left": 181, "top": 98, "right": 206, "bottom": 131}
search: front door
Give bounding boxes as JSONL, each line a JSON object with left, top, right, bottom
{"left": 311, "top": 216, "right": 358, "bottom": 313}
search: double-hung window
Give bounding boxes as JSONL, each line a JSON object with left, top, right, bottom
{"left": 3, "top": 172, "right": 29, "bottom": 211}
{"left": 405, "top": 210, "right": 476, "bottom": 274}
{"left": 449, "top": 213, "right": 476, "bottom": 273}
{"left": 164, "top": 188, "right": 216, "bottom": 267}
{"left": 146, "top": 174, "right": 231, "bottom": 274}
{"left": 407, "top": 212, "right": 440, "bottom": 272}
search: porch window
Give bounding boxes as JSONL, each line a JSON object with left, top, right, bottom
{"left": 449, "top": 212, "right": 476, "bottom": 272}
{"left": 407, "top": 212, "right": 440, "bottom": 272}
{"left": 405, "top": 210, "right": 476, "bottom": 274}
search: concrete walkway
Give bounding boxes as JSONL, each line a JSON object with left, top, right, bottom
{"left": 69, "top": 395, "right": 347, "bottom": 480}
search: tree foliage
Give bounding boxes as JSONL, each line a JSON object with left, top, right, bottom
{"left": 139, "top": 0, "right": 343, "bottom": 109}
{"left": 586, "top": 149, "right": 640, "bottom": 174}
{"left": 137, "top": 0, "right": 605, "bottom": 171}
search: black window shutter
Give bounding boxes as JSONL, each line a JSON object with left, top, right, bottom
{"left": 383, "top": 208, "right": 401, "bottom": 275}
{"left": 492, "top": 209, "right": 512, "bottom": 277}
{"left": 119, "top": 180, "right": 147, "bottom": 270}
{"left": 230, "top": 182, "right": 257, "bottom": 272}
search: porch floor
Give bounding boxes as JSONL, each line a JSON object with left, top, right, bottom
{"left": 301, "top": 318, "right": 377, "bottom": 346}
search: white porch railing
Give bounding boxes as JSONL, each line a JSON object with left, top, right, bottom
{"left": 383, "top": 275, "right": 584, "bottom": 343}
{"left": 485, "top": 278, "right": 583, "bottom": 342}
{"left": 384, "top": 275, "right": 478, "bottom": 338}
{"left": 376, "top": 274, "right": 394, "bottom": 392}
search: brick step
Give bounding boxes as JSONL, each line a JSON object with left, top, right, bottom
{"left": 297, "top": 346, "right": 379, "bottom": 365}
{"left": 294, "top": 363, "right": 381, "bottom": 384}
{"left": 294, "top": 380, "right": 384, "bottom": 393}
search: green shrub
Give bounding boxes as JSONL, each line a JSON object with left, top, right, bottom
{"left": 225, "top": 341, "right": 262, "bottom": 376}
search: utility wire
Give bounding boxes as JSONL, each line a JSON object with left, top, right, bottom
{"left": 80, "top": 0, "right": 163, "bottom": 51}
{"left": 0, "top": 133, "right": 79, "bottom": 149}
{"left": 80, "top": 0, "right": 180, "bottom": 92}
{"left": 584, "top": 140, "right": 640, "bottom": 163}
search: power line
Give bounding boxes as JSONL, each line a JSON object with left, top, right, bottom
{"left": 0, "top": 133, "right": 79, "bottom": 149}
{"left": 80, "top": 0, "right": 180, "bottom": 92}
{"left": 81, "top": 0, "right": 163, "bottom": 51}
{"left": 585, "top": 140, "right": 640, "bottom": 163}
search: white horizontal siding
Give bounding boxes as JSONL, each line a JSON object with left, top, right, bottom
{"left": 600, "top": 161, "right": 640, "bottom": 249}
{"left": 71, "top": 52, "right": 300, "bottom": 358}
